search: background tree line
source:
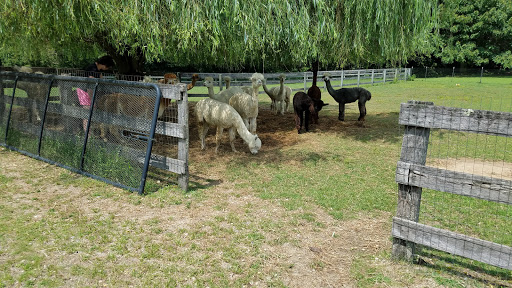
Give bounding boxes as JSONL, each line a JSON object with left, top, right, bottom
{"left": 0, "top": 0, "right": 510, "bottom": 74}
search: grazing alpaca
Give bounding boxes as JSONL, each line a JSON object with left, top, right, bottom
{"left": 223, "top": 76, "right": 232, "bottom": 89}
{"left": 229, "top": 73, "right": 263, "bottom": 133}
{"left": 195, "top": 98, "right": 261, "bottom": 154}
{"left": 293, "top": 92, "right": 328, "bottom": 134}
{"left": 322, "top": 72, "right": 372, "bottom": 121}
{"left": 262, "top": 74, "right": 291, "bottom": 115}
{"left": 204, "top": 76, "right": 243, "bottom": 104}
{"left": 12, "top": 66, "right": 47, "bottom": 122}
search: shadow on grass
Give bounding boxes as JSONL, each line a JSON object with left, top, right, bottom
{"left": 416, "top": 249, "right": 511, "bottom": 287}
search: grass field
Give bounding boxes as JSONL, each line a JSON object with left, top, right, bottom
{"left": 0, "top": 76, "right": 511, "bottom": 287}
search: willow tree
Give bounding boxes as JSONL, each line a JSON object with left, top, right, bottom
{"left": 0, "top": 0, "right": 438, "bottom": 74}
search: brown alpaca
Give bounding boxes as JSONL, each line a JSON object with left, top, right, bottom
{"left": 186, "top": 74, "right": 200, "bottom": 90}
{"left": 307, "top": 59, "right": 322, "bottom": 123}
{"left": 293, "top": 92, "right": 328, "bottom": 134}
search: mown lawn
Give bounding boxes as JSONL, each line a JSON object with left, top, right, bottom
{"left": 0, "top": 75, "right": 511, "bottom": 287}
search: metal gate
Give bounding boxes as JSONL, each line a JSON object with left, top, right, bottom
{"left": 0, "top": 71, "right": 189, "bottom": 194}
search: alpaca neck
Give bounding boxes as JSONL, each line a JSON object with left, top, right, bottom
{"left": 225, "top": 81, "right": 231, "bottom": 89}
{"left": 207, "top": 85, "right": 215, "bottom": 99}
{"left": 234, "top": 118, "right": 254, "bottom": 143}
{"left": 262, "top": 82, "right": 272, "bottom": 96}
{"left": 251, "top": 83, "right": 260, "bottom": 99}
{"left": 324, "top": 78, "right": 337, "bottom": 97}
{"left": 278, "top": 78, "right": 285, "bottom": 96}
{"left": 187, "top": 78, "right": 197, "bottom": 90}
{"left": 312, "top": 60, "right": 319, "bottom": 86}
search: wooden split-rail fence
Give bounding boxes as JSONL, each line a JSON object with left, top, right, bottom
{"left": 392, "top": 100, "right": 511, "bottom": 270}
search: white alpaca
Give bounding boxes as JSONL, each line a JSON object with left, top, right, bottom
{"left": 195, "top": 98, "right": 261, "bottom": 154}
{"left": 204, "top": 76, "right": 243, "bottom": 104}
{"left": 229, "top": 73, "right": 264, "bottom": 133}
{"left": 262, "top": 74, "right": 291, "bottom": 115}
{"left": 223, "top": 76, "right": 231, "bottom": 89}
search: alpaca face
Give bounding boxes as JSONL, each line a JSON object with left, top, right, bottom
{"left": 249, "top": 135, "right": 262, "bottom": 154}
{"left": 203, "top": 77, "right": 214, "bottom": 88}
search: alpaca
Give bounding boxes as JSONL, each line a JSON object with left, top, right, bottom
{"left": 262, "top": 74, "right": 291, "bottom": 115}
{"left": 12, "top": 66, "right": 47, "bottom": 122}
{"left": 158, "top": 73, "right": 178, "bottom": 85}
{"left": 322, "top": 72, "right": 372, "bottom": 121}
{"left": 157, "top": 73, "right": 199, "bottom": 90}
{"left": 229, "top": 73, "right": 263, "bottom": 133}
{"left": 195, "top": 98, "right": 261, "bottom": 154}
{"left": 95, "top": 92, "right": 172, "bottom": 142}
{"left": 307, "top": 60, "right": 322, "bottom": 124}
{"left": 293, "top": 91, "right": 328, "bottom": 134}
{"left": 223, "top": 76, "right": 231, "bottom": 89}
{"left": 204, "top": 76, "right": 243, "bottom": 104}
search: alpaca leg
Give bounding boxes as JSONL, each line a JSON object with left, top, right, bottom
{"left": 294, "top": 113, "right": 301, "bottom": 134}
{"left": 243, "top": 119, "right": 250, "bottom": 131}
{"left": 305, "top": 110, "right": 310, "bottom": 132}
{"left": 249, "top": 117, "right": 257, "bottom": 134}
{"left": 198, "top": 122, "right": 209, "bottom": 150}
{"left": 358, "top": 101, "right": 367, "bottom": 121}
{"left": 215, "top": 127, "right": 224, "bottom": 153}
{"left": 228, "top": 128, "right": 238, "bottom": 152}
{"left": 338, "top": 103, "right": 346, "bottom": 121}
{"left": 271, "top": 99, "right": 276, "bottom": 112}
{"left": 279, "top": 101, "right": 285, "bottom": 115}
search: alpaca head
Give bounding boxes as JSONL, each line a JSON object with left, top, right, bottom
{"left": 322, "top": 72, "right": 332, "bottom": 82}
{"left": 223, "top": 76, "right": 232, "bottom": 83}
{"left": 279, "top": 74, "right": 286, "bottom": 82}
{"left": 250, "top": 73, "right": 264, "bottom": 88}
{"left": 163, "top": 73, "right": 178, "bottom": 84}
{"left": 248, "top": 134, "right": 262, "bottom": 154}
{"left": 204, "top": 76, "right": 215, "bottom": 88}
{"left": 311, "top": 99, "right": 328, "bottom": 123}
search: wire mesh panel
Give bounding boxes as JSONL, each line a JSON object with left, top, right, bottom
{"left": 83, "top": 82, "right": 159, "bottom": 190}
{"left": 393, "top": 101, "right": 512, "bottom": 278}
{"left": 5, "top": 73, "right": 53, "bottom": 155}
{"left": 0, "top": 71, "right": 191, "bottom": 194}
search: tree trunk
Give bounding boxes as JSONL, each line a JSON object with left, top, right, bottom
{"left": 94, "top": 32, "right": 146, "bottom": 75}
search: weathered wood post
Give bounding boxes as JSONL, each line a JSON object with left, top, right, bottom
{"left": 392, "top": 100, "right": 434, "bottom": 261}
{"left": 371, "top": 69, "right": 375, "bottom": 85}
{"left": 383, "top": 69, "right": 387, "bottom": 83}
{"left": 357, "top": 70, "right": 361, "bottom": 87}
{"left": 176, "top": 84, "right": 189, "bottom": 191}
{"left": 340, "top": 70, "right": 344, "bottom": 88}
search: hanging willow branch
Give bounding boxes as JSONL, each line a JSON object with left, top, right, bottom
{"left": 0, "top": 0, "right": 438, "bottom": 70}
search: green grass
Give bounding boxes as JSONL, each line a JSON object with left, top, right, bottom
{"left": 0, "top": 76, "right": 511, "bottom": 287}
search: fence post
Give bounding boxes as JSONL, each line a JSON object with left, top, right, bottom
{"left": 357, "top": 70, "right": 361, "bottom": 87}
{"left": 177, "top": 87, "right": 189, "bottom": 191}
{"left": 340, "top": 70, "right": 344, "bottom": 88}
{"left": 0, "top": 77, "right": 4, "bottom": 121}
{"left": 383, "top": 69, "right": 386, "bottom": 83}
{"left": 392, "top": 100, "right": 434, "bottom": 261}
{"left": 371, "top": 69, "right": 375, "bottom": 85}
{"left": 480, "top": 67, "right": 483, "bottom": 83}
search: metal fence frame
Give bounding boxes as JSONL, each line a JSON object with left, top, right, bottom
{"left": 392, "top": 100, "right": 512, "bottom": 270}
{"left": 0, "top": 71, "right": 189, "bottom": 194}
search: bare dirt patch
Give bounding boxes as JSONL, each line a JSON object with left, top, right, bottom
{"left": 429, "top": 157, "right": 512, "bottom": 181}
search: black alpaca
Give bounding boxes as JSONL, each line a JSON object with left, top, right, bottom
{"left": 293, "top": 92, "right": 328, "bottom": 134}
{"left": 322, "top": 72, "right": 372, "bottom": 121}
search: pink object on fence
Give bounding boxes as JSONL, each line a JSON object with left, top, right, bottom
{"left": 77, "top": 88, "right": 91, "bottom": 106}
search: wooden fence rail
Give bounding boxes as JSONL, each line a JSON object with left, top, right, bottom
{"left": 392, "top": 100, "right": 512, "bottom": 270}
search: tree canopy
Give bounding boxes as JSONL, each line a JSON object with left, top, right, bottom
{"left": 433, "top": 0, "right": 512, "bottom": 69}
{"left": 0, "top": 0, "right": 438, "bottom": 73}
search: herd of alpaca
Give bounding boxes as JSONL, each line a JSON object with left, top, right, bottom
{"left": 10, "top": 65, "right": 373, "bottom": 154}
